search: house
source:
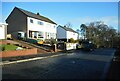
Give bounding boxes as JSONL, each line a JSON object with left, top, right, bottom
{"left": 57, "top": 25, "right": 79, "bottom": 42}
{"left": 6, "top": 7, "right": 57, "bottom": 41}
{"left": 0, "top": 23, "right": 8, "bottom": 39}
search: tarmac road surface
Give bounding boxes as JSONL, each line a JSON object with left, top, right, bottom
{"left": 2, "top": 48, "right": 115, "bottom": 80}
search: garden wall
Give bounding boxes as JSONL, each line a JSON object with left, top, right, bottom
{"left": 66, "top": 43, "right": 77, "bottom": 50}
{"left": 0, "top": 40, "right": 7, "bottom": 44}
{"left": 0, "top": 48, "right": 37, "bottom": 58}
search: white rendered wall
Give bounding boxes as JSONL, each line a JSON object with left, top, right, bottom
{"left": 27, "top": 17, "right": 57, "bottom": 39}
{"left": 67, "top": 31, "right": 78, "bottom": 40}
{"left": 0, "top": 24, "right": 7, "bottom": 39}
{"left": 66, "top": 43, "right": 77, "bottom": 50}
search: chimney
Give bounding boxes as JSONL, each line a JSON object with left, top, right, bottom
{"left": 64, "top": 25, "right": 67, "bottom": 27}
{"left": 37, "top": 12, "right": 40, "bottom": 15}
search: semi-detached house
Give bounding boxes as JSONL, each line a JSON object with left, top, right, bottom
{"left": 6, "top": 7, "right": 57, "bottom": 40}
{"left": 57, "top": 25, "right": 79, "bottom": 42}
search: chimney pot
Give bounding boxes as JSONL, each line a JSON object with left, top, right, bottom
{"left": 37, "top": 13, "right": 40, "bottom": 15}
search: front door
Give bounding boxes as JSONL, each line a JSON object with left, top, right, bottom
{"left": 34, "top": 32, "right": 37, "bottom": 38}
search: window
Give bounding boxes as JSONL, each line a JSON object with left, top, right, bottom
{"left": 30, "top": 19, "right": 33, "bottom": 23}
{"left": 38, "top": 32, "right": 44, "bottom": 38}
{"left": 47, "top": 24, "right": 51, "bottom": 28}
{"left": 50, "top": 33, "right": 55, "bottom": 38}
{"left": 38, "top": 21, "right": 44, "bottom": 25}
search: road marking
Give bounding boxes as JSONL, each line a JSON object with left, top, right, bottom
{"left": 0, "top": 54, "right": 65, "bottom": 66}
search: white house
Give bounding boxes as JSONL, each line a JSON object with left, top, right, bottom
{"left": 57, "top": 25, "right": 78, "bottom": 42}
{"left": 0, "top": 23, "right": 8, "bottom": 39}
{"left": 6, "top": 7, "right": 57, "bottom": 40}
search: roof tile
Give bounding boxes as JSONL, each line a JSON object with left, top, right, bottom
{"left": 16, "top": 7, "right": 57, "bottom": 25}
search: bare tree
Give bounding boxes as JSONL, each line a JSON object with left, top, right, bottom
{"left": 80, "top": 21, "right": 118, "bottom": 48}
{"left": 64, "top": 22, "right": 72, "bottom": 28}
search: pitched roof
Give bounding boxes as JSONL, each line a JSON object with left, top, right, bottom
{"left": 15, "top": 7, "right": 57, "bottom": 25}
{"left": 58, "top": 25, "right": 78, "bottom": 33}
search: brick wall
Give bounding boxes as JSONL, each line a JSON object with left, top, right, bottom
{"left": 0, "top": 48, "right": 37, "bottom": 58}
{"left": 0, "top": 41, "right": 7, "bottom": 44}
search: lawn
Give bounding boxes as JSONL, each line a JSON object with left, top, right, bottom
{"left": 0, "top": 44, "right": 19, "bottom": 51}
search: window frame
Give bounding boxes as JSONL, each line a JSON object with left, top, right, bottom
{"left": 38, "top": 21, "right": 44, "bottom": 25}
{"left": 30, "top": 19, "right": 33, "bottom": 23}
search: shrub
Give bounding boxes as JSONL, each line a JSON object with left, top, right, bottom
{"left": 44, "top": 39, "right": 51, "bottom": 44}
{"left": 50, "top": 39, "right": 57, "bottom": 46}
{"left": 1, "top": 46, "right": 5, "bottom": 51}
{"left": 69, "top": 38, "right": 75, "bottom": 43}
{"left": 26, "top": 39, "right": 37, "bottom": 44}
{"left": 74, "top": 39, "right": 80, "bottom": 43}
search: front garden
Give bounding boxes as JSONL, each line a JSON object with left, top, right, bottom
{"left": 0, "top": 40, "right": 37, "bottom": 58}
{"left": 0, "top": 44, "right": 20, "bottom": 51}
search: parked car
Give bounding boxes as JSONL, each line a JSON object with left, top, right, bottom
{"left": 80, "top": 41, "right": 95, "bottom": 51}
{"left": 26, "top": 38, "right": 43, "bottom": 45}
{"left": 37, "top": 39, "right": 44, "bottom": 45}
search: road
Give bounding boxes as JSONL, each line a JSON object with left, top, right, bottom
{"left": 2, "top": 48, "right": 115, "bottom": 80}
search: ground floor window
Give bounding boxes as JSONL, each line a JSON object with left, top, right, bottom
{"left": 28, "top": 30, "right": 56, "bottom": 39}
{"left": 38, "top": 31, "right": 44, "bottom": 38}
{"left": 29, "top": 30, "right": 44, "bottom": 39}
{"left": 45, "top": 32, "right": 56, "bottom": 39}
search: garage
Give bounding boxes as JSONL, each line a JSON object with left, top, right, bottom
{"left": 0, "top": 23, "right": 7, "bottom": 39}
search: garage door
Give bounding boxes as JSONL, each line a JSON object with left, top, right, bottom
{"left": 0, "top": 26, "right": 5, "bottom": 39}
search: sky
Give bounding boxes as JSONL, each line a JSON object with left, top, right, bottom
{"left": 1, "top": 2, "right": 118, "bottom": 31}
{"left": 1, "top": 0, "right": 120, "bottom": 2}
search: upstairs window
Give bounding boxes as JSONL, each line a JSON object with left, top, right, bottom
{"left": 30, "top": 19, "right": 33, "bottom": 23}
{"left": 38, "top": 21, "right": 44, "bottom": 25}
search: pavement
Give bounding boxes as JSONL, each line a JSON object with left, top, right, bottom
{"left": 106, "top": 48, "right": 120, "bottom": 81}
{"left": 0, "top": 50, "right": 74, "bottom": 66}
{"left": 106, "top": 61, "right": 120, "bottom": 81}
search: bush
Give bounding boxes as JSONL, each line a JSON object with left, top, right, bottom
{"left": 50, "top": 39, "right": 57, "bottom": 46}
{"left": 26, "top": 39, "right": 37, "bottom": 44}
{"left": 1, "top": 46, "right": 5, "bottom": 51}
{"left": 74, "top": 39, "right": 80, "bottom": 43}
{"left": 69, "top": 38, "right": 75, "bottom": 43}
{"left": 44, "top": 39, "right": 51, "bottom": 44}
